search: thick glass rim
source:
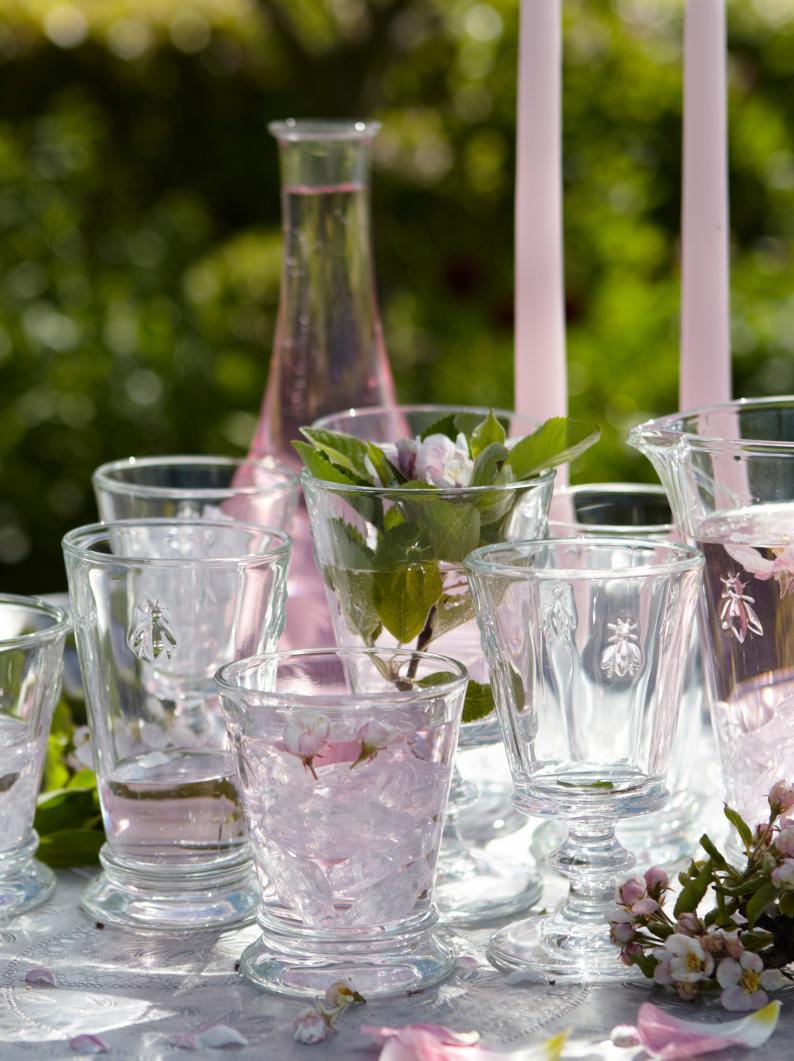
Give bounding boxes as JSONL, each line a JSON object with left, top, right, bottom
{"left": 312, "top": 402, "right": 540, "bottom": 434}
{"left": 215, "top": 647, "right": 468, "bottom": 709}
{"left": 92, "top": 455, "right": 299, "bottom": 500}
{"left": 464, "top": 536, "right": 703, "bottom": 581}
{"left": 0, "top": 593, "right": 70, "bottom": 648}
{"left": 268, "top": 119, "right": 381, "bottom": 142}
{"left": 629, "top": 395, "right": 794, "bottom": 454}
{"left": 62, "top": 519, "right": 292, "bottom": 568}
{"left": 548, "top": 482, "right": 673, "bottom": 537}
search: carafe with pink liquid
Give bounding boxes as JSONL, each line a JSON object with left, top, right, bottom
{"left": 629, "top": 397, "right": 794, "bottom": 828}
{"left": 247, "top": 120, "right": 397, "bottom": 649}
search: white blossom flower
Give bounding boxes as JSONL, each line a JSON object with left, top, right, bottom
{"left": 283, "top": 713, "right": 331, "bottom": 778}
{"left": 717, "top": 953, "right": 788, "bottom": 1012}
{"left": 771, "top": 858, "right": 794, "bottom": 890}
{"left": 67, "top": 725, "right": 94, "bottom": 771}
{"left": 775, "top": 827, "right": 794, "bottom": 858}
{"left": 654, "top": 934, "right": 714, "bottom": 987}
{"left": 414, "top": 433, "right": 474, "bottom": 487}
{"left": 293, "top": 1008, "right": 328, "bottom": 1044}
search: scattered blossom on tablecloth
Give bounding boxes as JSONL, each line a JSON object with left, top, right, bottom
{"left": 362, "top": 1023, "right": 569, "bottom": 1060}
{"left": 611, "top": 999, "right": 781, "bottom": 1058}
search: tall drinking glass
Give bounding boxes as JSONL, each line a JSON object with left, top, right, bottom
{"left": 215, "top": 648, "right": 466, "bottom": 999}
{"left": 92, "top": 455, "right": 299, "bottom": 529}
{"left": 630, "top": 397, "right": 794, "bottom": 829}
{"left": 0, "top": 595, "right": 69, "bottom": 917}
{"left": 62, "top": 519, "right": 290, "bottom": 929}
{"left": 304, "top": 405, "right": 554, "bottom": 923}
{"left": 467, "top": 538, "right": 703, "bottom": 981}
{"left": 541, "top": 483, "right": 707, "bottom": 866}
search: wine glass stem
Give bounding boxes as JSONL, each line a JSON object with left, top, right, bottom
{"left": 551, "top": 820, "right": 635, "bottom": 926}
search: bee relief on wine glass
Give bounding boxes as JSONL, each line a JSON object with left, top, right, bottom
{"left": 542, "top": 582, "right": 576, "bottom": 642}
{"left": 719, "top": 573, "right": 763, "bottom": 644}
{"left": 600, "top": 617, "right": 642, "bottom": 679}
{"left": 128, "top": 599, "right": 177, "bottom": 662}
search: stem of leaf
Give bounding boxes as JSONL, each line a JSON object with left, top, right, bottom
{"left": 406, "top": 605, "right": 436, "bottom": 680}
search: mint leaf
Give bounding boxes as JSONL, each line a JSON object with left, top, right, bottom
{"left": 326, "top": 518, "right": 375, "bottom": 569}
{"left": 292, "top": 441, "right": 368, "bottom": 487}
{"left": 400, "top": 495, "right": 481, "bottom": 563}
{"left": 461, "top": 679, "right": 495, "bottom": 724}
{"left": 327, "top": 566, "right": 381, "bottom": 645}
{"left": 724, "top": 805, "right": 754, "bottom": 849}
{"left": 557, "top": 779, "right": 615, "bottom": 790}
{"left": 372, "top": 563, "right": 442, "bottom": 643}
{"left": 431, "top": 591, "right": 476, "bottom": 641}
{"left": 366, "top": 442, "right": 404, "bottom": 487}
{"left": 37, "top": 828, "right": 104, "bottom": 867}
{"left": 420, "top": 414, "right": 458, "bottom": 442}
{"left": 299, "top": 428, "right": 373, "bottom": 481}
{"left": 375, "top": 521, "right": 433, "bottom": 568}
{"left": 453, "top": 412, "right": 485, "bottom": 437}
{"left": 507, "top": 418, "right": 600, "bottom": 479}
{"left": 471, "top": 442, "right": 510, "bottom": 487}
{"left": 746, "top": 881, "right": 780, "bottom": 928}
{"left": 673, "top": 859, "right": 713, "bottom": 917}
{"left": 470, "top": 411, "right": 506, "bottom": 458}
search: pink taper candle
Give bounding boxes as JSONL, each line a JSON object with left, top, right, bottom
{"left": 680, "top": 0, "right": 731, "bottom": 410}
{"left": 514, "top": 0, "right": 567, "bottom": 422}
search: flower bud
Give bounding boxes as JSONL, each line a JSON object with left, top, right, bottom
{"left": 355, "top": 719, "right": 395, "bottom": 751}
{"left": 776, "top": 826, "right": 794, "bottom": 857}
{"left": 675, "top": 912, "right": 702, "bottom": 937}
{"left": 631, "top": 897, "right": 659, "bottom": 918}
{"left": 283, "top": 713, "right": 331, "bottom": 759}
{"left": 293, "top": 1009, "right": 327, "bottom": 1045}
{"left": 769, "top": 780, "right": 794, "bottom": 815}
{"left": 616, "top": 877, "right": 646, "bottom": 908}
{"left": 644, "top": 866, "right": 669, "bottom": 899}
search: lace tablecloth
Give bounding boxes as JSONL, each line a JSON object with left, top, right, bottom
{"left": 1, "top": 863, "right": 792, "bottom": 1061}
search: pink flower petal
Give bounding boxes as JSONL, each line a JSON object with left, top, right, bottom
{"left": 24, "top": 967, "right": 57, "bottom": 986}
{"left": 631, "top": 1000, "right": 782, "bottom": 1059}
{"left": 724, "top": 544, "right": 776, "bottom": 579}
{"left": 69, "top": 1034, "right": 109, "bottom": 1054}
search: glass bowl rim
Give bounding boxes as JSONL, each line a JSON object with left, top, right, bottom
{"left": 215, "top": 647, "right": 468, "bottom": 709}
{"left": 464, "top": 535, "right": 704, "bottom": 581}
{"left": 312, "top": 402, "right": 542, "bottom": 433}
{"left": 62, "top": 519, "right": 292, "bottom": 568}
{"left": 548, "top": 482, "right": 674, "bottom": 537}
{"left": 268, "top": 118, "right": 381, "bottom": 141}
{"left": 92, "top": 455, "right": 299, "bottom": 500}
{"left": 629, "top": 395, "right": 794, "bottom": 454}
{"left": 0, "top": 592, "right": 70, "bottom": 648}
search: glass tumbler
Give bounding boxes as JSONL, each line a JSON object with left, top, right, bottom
{"left": 62, "top": 519, "right": 291, "bottom": 930}
{"left": 0, "top": 594, "right": 69, "bottom": 917}
{"left": 540, "top": 483, "right": 708, "bottom": 867}
{"left": 466, "top": 538, "right": 703, "bottom": 982}
{"left": 215, "top": 648, "right": 467, "bottom": 999}
{"left": 93, "top": 455, "right": 299, "bottom": 530}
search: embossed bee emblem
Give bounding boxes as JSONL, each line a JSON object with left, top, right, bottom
{"left": 542, "top": 583, "right": 576, "bottom": 641}
{"left": 720, "top": 573, "right": 763, "bottom": 644}
{"left": 128, "top": 599, "right": 177, "bottom": 661}
{"left": 600, "top": 618, "right": 642, "bottom": 678}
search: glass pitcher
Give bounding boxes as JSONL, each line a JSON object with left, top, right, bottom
{"left": 629, "top": 396, "right": 794, "bottom": 828}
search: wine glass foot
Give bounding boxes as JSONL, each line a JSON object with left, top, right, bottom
{"left": 434, "top": 851, "right": 543, "bottom": 925}
{"left": 487, "top": 914, "right": 642, "bottom": 984}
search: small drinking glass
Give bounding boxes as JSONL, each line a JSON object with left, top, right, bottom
{"left": 93, "top": 455, "right": 299, "bottom": 530}
{"left": 466, "top": 538, "right": 703, "bottom": 981}
{"left": 62, "top": 519, "right": 291, "bottom": 930}
{"left": 0, "top": 595, "right": 69, "bottom": 917}
{"left": 541, "top": 483, "right": 708, "bottom": 867}
{"left": 215, "top": 648, "right": 467, "bottom": 999}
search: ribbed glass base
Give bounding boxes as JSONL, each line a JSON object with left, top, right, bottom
{"left": 0, "top": 834, "right": 55, "bottom": 918}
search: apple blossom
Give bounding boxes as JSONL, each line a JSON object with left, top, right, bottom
{"left": 717, "top": 952, "right": 788, "bottom": 1012}
{"left": 283, "top": 712, "right": 331, "bottom": 779}
{"left": 293, "top": 1008, "right": 328, "bottom": 1045}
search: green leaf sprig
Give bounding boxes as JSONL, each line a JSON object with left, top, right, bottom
{"left": 296, "top": 412, "right": 599, "bottom": 724}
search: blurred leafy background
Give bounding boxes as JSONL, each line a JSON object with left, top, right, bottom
{"left": 1, "top": 0, "right": 793, "bottom": 595}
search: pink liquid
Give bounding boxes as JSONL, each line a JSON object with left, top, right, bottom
{"left": 100, "top": 749, "right": 246, "bottom": 864}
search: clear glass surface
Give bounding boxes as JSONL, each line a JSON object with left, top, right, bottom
{"left": 0, "top": 595, "right": 69, "bottom": 918}
{"left": 247, "top": 120, "right": 397, "bottom": 652}
{"left": 62, "top": 519, "right": 290, "bottom": 930}
{"left": 466, "top": 538, "right": 703, "bottom": 982}
{"left": 543, "top": 483, "right": 707, "bottom": 867}
{"left": 215, "top": 647, "right": 466, "bottom": 999}
{"left": 630, "top": 396, "right": 794, "bottom": 829}
{"left": 304, "top": 405, "right": 553, "bottom": 923}
{"left": 92, "top": 455, "right": 299, "bottom": 531}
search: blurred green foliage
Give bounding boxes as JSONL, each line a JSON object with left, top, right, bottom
{"left": 1, "top": 0, "right": 793, "bottom": 593}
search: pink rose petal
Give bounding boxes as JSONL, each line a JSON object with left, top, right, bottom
{"left": 69, "top": 1034, "right": 109, "bottom": 1054}
{"left": 25, "top": 967, "right": 57, "bottom": 986}
{"left": 626, "top": 1000, "right": 782, "bottom": 1059}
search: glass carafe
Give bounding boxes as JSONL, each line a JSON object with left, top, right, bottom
{"left": 248, "top": 120, "right": 397, "bottom": 649}
{"left": 629, "top": 397, "right": 794, "bottom": 829}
